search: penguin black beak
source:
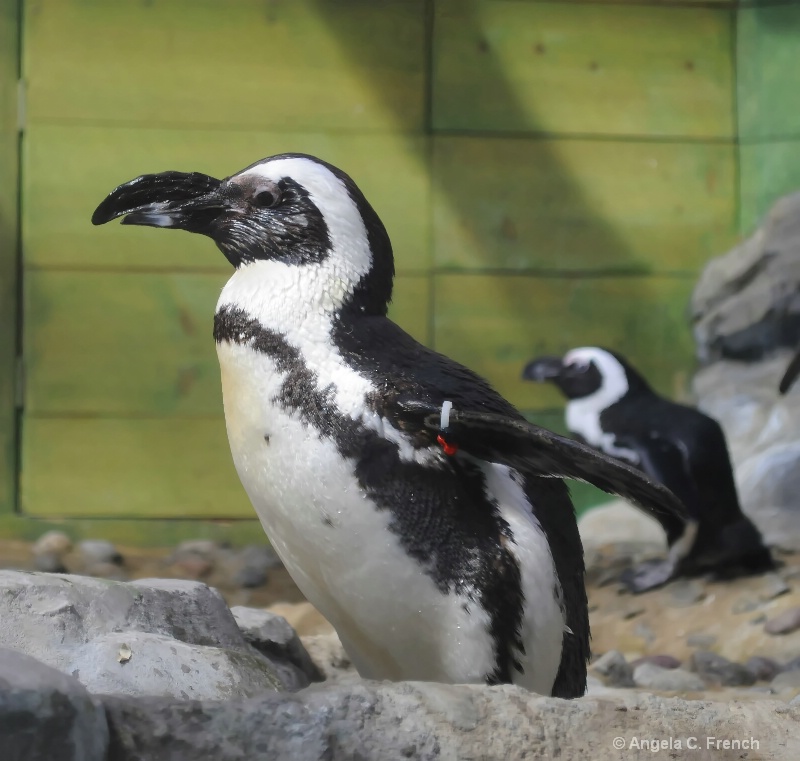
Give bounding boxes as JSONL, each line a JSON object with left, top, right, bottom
{"left": 91, "top": 171, "right": 225, "bottom": 233}
{"left": 522, "top": 356, "right": 565, "bottom": 382}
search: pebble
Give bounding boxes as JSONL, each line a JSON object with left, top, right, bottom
{"left": 225, "top": 545, "right": 282, "bottom": 588}
{"left": 790, "top": 693, "right": 800, "bottom": 706}
{"left": 78, "top": 540, "right": 122, "bottom": 567}
{"left": 667, "top": 579, "right": 705, "bottom": 608}
{"left": 591, "top": 650, "right": 635, "bottom": 688}
{"left": 744, "top": 656, "right": 782, "bottom": 682}
{"left": 170, "top": 540, "right": 218, "bottom": 561}
{"left": 757, "top": 573, "right": 791, "bottom": 601}
{"left": 32, "top": 531, "right": 73, "bottom": 557}
{"left": 33, "top": 551, "right": 67, "bottom": 574}
{"left": 685, "top": 633, "right": 717, "bottom": 649}
{"left": 770, "top": 669, "right": 800, "bottom": 694}
{"left": 690, "top": 651, "right": 755, "bottom": 687}
{"left": 731, "top": 595, "right": 762, "bottom": 615}
{"left": 764, "top": 606, "right": 800, "bottom": 635}
{"left": 632, "top": 663, "right": 705, "bottom": 692}
{"left": 31, "top": 531, "right": 72, "bottom": 572}
{"left": 84, "top": 561, "right": 128, "bottom": 582}
{"left": 630, "top": 654, "right": 681, "bottom": 671}
{"left": 782, "top": 655, "right": 800, "bottom": 672}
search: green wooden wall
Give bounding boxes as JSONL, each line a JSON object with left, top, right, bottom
{"left": 0, "top": 0, "right": 19, "bottom": 535}
{"left": 0, "top": 0, "right": 794, "bottom": 544}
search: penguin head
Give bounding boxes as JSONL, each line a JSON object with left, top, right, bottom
{"left": 92, "top": 153, "right": 394, "bottom": 315}
{"left": 523, "top": 346, "right": 650, "bottom": 402}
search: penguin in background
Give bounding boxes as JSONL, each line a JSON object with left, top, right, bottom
{"left": 92, "top": 154, "right": 685, "bottom": 698}
{"left": 523, "top": 347, "right": 774, "bottom": 592}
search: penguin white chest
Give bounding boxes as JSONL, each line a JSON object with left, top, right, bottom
{"left": 215, "top": 338, "right": 506, "bottom": 686}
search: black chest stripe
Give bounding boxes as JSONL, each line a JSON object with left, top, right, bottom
{"left": 214, "top": 305, "right": 526, "bottom": 684}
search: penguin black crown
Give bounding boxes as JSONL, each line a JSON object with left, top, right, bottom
{"left": 524, "top": 347, "right": 774, "bottom": 592}
{"left": 93, "top": 153, "right": 685, "bottom": 698}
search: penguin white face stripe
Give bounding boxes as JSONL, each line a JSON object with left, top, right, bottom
{"left": 564, "top": 347, "right": 637, "bottom": 460}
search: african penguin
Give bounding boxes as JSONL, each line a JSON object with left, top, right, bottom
{"left": 93, "top": 154, "right": 684, "bottom": 698}
{"left": 523, "top": 347, "right": 774, "bottom": 592}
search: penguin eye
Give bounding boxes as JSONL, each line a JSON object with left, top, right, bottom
{"left": 252, "top": 186, "right": 281, "bottom": 208}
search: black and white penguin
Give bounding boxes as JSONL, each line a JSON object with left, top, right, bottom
{"left": 92, "top": 155, "right": 684, "bottom": 698}
{"left": 523, "top": 347, "right": 774, "bottom": 592}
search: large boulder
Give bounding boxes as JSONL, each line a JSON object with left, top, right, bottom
{"left": 103, "top": 681, "right": 800, "bottom": 761}
{"left": 690, "top": 193, "right": 800, "bottom": 550}
{"left": 692, "top": 191, "right": 800, "bottom": 364}
{"left": 0, "top": 648, "right": 108, "bottom": 761}
{"left": 0, "top": 571, "right": 310, "bottom": 699}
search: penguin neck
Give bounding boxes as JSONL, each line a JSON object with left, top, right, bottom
{"left": 216, "top": 256, "right": 388, "bottom": 342}
{"left": 565, "top": 364, "right": 630, "bottom": 431}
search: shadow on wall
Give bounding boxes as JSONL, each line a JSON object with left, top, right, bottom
{"left": 310, "top": 0, "right": 695, "bottom": 395}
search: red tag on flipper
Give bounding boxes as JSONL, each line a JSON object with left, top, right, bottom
{"left": 437, "top": 434, "right": 458, "bottom": 456}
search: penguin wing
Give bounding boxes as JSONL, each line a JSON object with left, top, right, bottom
{"left": 396, "top": 399, "right": 687, "bottom": 524}
{"left": 612, "top": 432, "right": 696, "bottom": 542}
{"left": 779, "top": 351, "right": 800, "bottom": 394}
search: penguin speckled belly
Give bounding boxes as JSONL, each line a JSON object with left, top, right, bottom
{"left": 523, "top": 347, "right": 773, "bottom": 593}
{"left": 93, "top": 154, "right": 684, "bottom": 698}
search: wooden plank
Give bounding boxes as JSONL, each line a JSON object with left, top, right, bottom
{"left": 25, "top": 0, "right": 734, "bottom": 139}
{"left": 739, "top": 141, "right": 800, "bottom": 235}
{"left": 24, "top": 125, "right": 430, "bottom": 273}
{"left": 25, "top": 271, "right": 226, "bottom": 416}
{"left": 0, "top": 0, "right": 18, "bottom": 515}
{"left": 390, "top": 275, "right": 432, "bottom": 347}
{"left": 26, "top": 271, "right": 431, "bottom": 416}
{"left": 433, "top": 0, "right": 734, "bottom": 137}
{"left": 433, "top": 274, "right": 697, "bottom": 412}
{"left": 24, "top": 0, "right": 425, "bottom": 132}
{"left": 433, "top": 136, "right": 737, "bottom": 273}
{"left": 21, "top": 417, "right": 253, "bottom": 519}
{"left": 738, "top": 5, "right": 800, "bottom": 140}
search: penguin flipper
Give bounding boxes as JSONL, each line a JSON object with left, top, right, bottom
{"left": 779, "top": 351, "right": 800, "bottom": 394}
{"left": 611, "top": 433, "right": 695, "bottom": 544}
{"left": 397, "top": 400, "right": 687, "bottom": 525}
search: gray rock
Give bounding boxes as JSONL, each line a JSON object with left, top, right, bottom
{"left": 77, "top": 539, "right": 122, "bottom": 566}
{"left": 32, "top": 531, "right": 72, "bottom": 573}
{"left": 770, "top": 669, "right": 800, "bottom": 694}
{"left": 32, "top": 530, "right": 73, "bottom": 557}
{"left": 731, "top": 594, "right": 762, "bottom": 614}
{"left": 67, "top": 630, "right": 282, "bottom": 699}
{"left": 689, "top": 193, "right": 800, "bottom": 551}
{"left": 630, "top": 654, "right": 682, "bottom": 671}
{"left": 633, "top": 663, "right": 705, "bottom": 692}
{"left": 300, "top": 632, "right": 355, "bottom": 682}
{"left": 578, "top": 500, "right": 667, "bottom": 553}
{"left": 666, "top": 579, "right": 705, "bottom": 608}
{"left": 103, "top": 681, "right": 800, "bottom": 761}
{"left": 782, "top": 655, "right": 800, "bottom": 672}
{"left": 744, "top": 656, "right": 782, "bottom": 682}
{"left": 757, "top": 572, "right": 791, "bottom": 601}
{"left": 765, "top": 606, "right": 800, "bottom": 635}
{"left": 685, "top": 633, "right": 717, "bottom": 649}
{"left": 34, "top": 550, "right": 67, "bottom": 573}
{"left": 232, "top": 606, "right": 322, "bottom": 686}
{"left": 225, "top": 545, "right": 282, "bottom": 588}
{"left": 689, "top": 651, "right": 756, "bottom": 687}
{"left": 591, "top": 650, "right": 635, "bottom": 688}
{"left": 691, "top": 190, "right": 800, "bottom": 365}
{"left": 0, "top": 647, "right": 108, "bottom": 761}
{"left": 0, "top": 571, "right": 292, "bottom": 699}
